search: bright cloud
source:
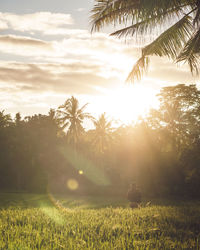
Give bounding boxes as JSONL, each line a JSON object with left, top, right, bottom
{"left": 0, "top": 31, "right": 135, "bottom": 81}
{"left": 0, "top": 61, "right": 120, "bottom": 94}
{"left": 0, "top": 12, "right": 73, "bottom": 34}
{"left": 0, "top": 30, "right": 196, "bottom": 96}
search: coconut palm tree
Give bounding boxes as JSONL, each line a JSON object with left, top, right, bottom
{"left": 91, "top": 0, "right": 200, "bottom": 82}
{"left": 57, "top": 96, "right": 93, "bottom": 147}
{"left": 92, "top": 113, "right": 113, "bottom": 154}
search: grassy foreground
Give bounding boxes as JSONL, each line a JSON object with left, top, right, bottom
{"left": 0, "top": 193, "right": 200, "bottom": 249}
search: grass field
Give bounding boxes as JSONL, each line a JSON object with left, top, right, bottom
{"left": 0, "top": 193, "right": 200, "bottom": 249}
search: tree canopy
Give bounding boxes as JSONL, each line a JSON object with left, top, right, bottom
{"left": 0, "top": 87, "right": 200, "bottom": 197}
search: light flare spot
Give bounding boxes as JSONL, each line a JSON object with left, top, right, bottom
{"left": 79, "top": 170, "right": 83, "bottom": 175}
{"left": 67, "top": 179, "right": 79, "bottom": 190}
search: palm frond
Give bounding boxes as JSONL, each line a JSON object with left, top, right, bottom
{"left": 126, "top": 56, "right": 149, "bottom": 83}
{"left": 110, "top": 4, "right": 188, "bottom": 39}
{"left": 91, "top": 0, "right": 141, "bottom": 32}
{"left": 177, "top": 28, "right": 200, "bottom": 74}
{"left": 77, "top": 103, "right": 88, "bottom": 114}
{"left": 91, "top": 0, "right": 194, "bottom": 32}
{"left": 83, "top": 113, "right": 95, "bottom": 120}
{"left": 193, "top": 0, "right": 200, "bottom": 25}
{"left": 58, "top": 99, "right": 70, "bottom": 109}
{"left": 91, "top": 0, "right": 200, "bottom": 82}
{"left": 56, "top": 110, "right": 69, "bottom": 117}
{"left": 127, "top": 13, "right": 194, "bottom": 82}
{"left": 61, "top": 122, "right": 70, "bottom": 130}
{"left": 143, "top": 14, "right": 193, "bottom": 59}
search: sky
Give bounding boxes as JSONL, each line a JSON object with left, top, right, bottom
{"left": 0, "top": 0, "right": 199, "bottom": 124}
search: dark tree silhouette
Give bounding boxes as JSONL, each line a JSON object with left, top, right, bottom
{"left": 0, "top": 89, "right": 200, "bottom": 197}
{"left": 57, "top": 96, "right": 93, "bottom": 147}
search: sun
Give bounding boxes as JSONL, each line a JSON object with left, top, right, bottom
{"left": 100, "top": 84, "right": 158, "bottom": 124}
{"left": 86, "top": 83, "right": 158, "bottom": 127}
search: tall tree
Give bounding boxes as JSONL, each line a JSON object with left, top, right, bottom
{"left": 57, "top": 96, "right": 93, "bottom": 147}
{"left": 92, "top": 113, "right": 113, "bottom": 154}
{"left": 91, "top": 0, "right": 200, "bottom": 82}
{"left": 148, "top": 84, "right": 200, "bottom": 151}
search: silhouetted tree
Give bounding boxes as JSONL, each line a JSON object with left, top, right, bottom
{"left": 57, "top": 96, "right": 93, "bottom": 148}
{"left": 92, "top": 113, "right": 113, "bottom": 154}
{"left": 0, "top": 84, "right": 200, "bottom": 198}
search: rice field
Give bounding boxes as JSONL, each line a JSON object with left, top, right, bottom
{"left": 0, "top": 193, "right": 199, "bottom": 249}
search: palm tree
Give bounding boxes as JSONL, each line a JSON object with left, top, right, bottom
{"left": 91, "top": 0, "right": 200, "bottom": 82}
{"left": 92, "top": 113, "right": 113, "bottom": 154}
{"left": 57, "top": 96, "right": 93, "bottom": 147}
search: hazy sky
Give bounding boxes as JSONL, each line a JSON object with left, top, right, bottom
{"left": 0, "top": 0, "right": 199, "bottom": 123}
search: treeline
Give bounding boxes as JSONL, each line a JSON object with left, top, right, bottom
{"left": 0, "top": 84, "right": 200, "bottom": 198}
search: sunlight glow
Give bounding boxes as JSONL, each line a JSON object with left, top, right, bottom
{"left": 91, "top": 84, "right": 158, "bottom": 125}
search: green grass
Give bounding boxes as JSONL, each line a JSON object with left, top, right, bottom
{"left": 0, "top": 193, "right": 200, "bottom": 249}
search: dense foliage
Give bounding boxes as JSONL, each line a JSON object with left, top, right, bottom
{"left": 0, "top": 84, "right": 200, "bottom": 198}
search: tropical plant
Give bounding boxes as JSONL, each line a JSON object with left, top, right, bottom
{"left": 57, "top": 96, "right": 93, "bottom": 146}
{"left": 148, "top": 84, "right": 200, "bottom": 151}
{"left": 91, "top": 0, "right": 200, "bottom": 82}
{"left": 92, "top": 113, "right": 113, "bottom": 154}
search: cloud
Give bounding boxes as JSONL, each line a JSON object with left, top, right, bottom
{"left": 0, "top": 30, "right": 197, "bottom": 86}
{"left": 0, "top": 35, "right": 54, "bottom": 57}
{"left": 0, "top": 30, "right": 197, "bottom": 91}
{"left": 76, "top": 8, "right": 86, "bottom": 12}
{"left": 0, "top": 12, "right": 73, "bottom": 34}
{"left": 0, "top": 32, "right": 134, "bottom": 80}
{"left": 44, "top": 28, "right": 88, "bottom": 36}
{"left": 0, "top": 60, "right": 123, "bottom": 117}
{"left": 148, "top": 56, "right": 199, "bottom": 83}
{"left": 0, "top": 35, "right": 50, "bottom": 47}
{"left": 0, "top": 62, "right": 120, "bottom": 95}
{"left": 0, "top": 14, "right": 198, "bottom": 118}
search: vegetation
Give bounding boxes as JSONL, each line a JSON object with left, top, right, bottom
{"left": 1, "top": 84, "right": 200, "bottom": 248}
{"left": 0, "top": 84, "right": 200, "bottom": 198}
{"left": 0, "top": 193, "right": 200, "bottom": 249}
{"left": 91, "top": 0, "right": 200, "bottom": 82}
{"left": 57, "top": 96, "right": 93, "bottom": 147}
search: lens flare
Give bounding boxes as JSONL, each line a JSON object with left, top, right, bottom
{"left": 60, "top": 146, "right": 110, "bottom": 186}
{"left": 67, "top": 179, "right": 79, "bottom": 190}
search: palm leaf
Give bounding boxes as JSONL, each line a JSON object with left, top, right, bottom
{"left": 91, "top": 0, "right": 142, "bottom": 32}
{"left": 91, "top": 0, "right": 199, "bottom": 82}
{"left": 143, "top": 14, "right": 193, "bottom": 58}
{"left": 177, "top": 28, "right": 200, "bottom": 74}
{"left": 126, "top": 56, "right": 149, "bottom": 83}
{"left": 91, "top": 0, "right": 194, "bottom": 32}
{"left": 77, "top": 103, "right": 88, "bottom": 114}
{"left": 110, "top": 4, "right": 189, "bottom": 39}
{"left": 193, "top": 0, "right": 200, "bottom": 25}
{"left": 127, "top": 14, "right": 194, "bottom": 82}
{"left": 61, "top": 121, "right": 70, "bottom": 130}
